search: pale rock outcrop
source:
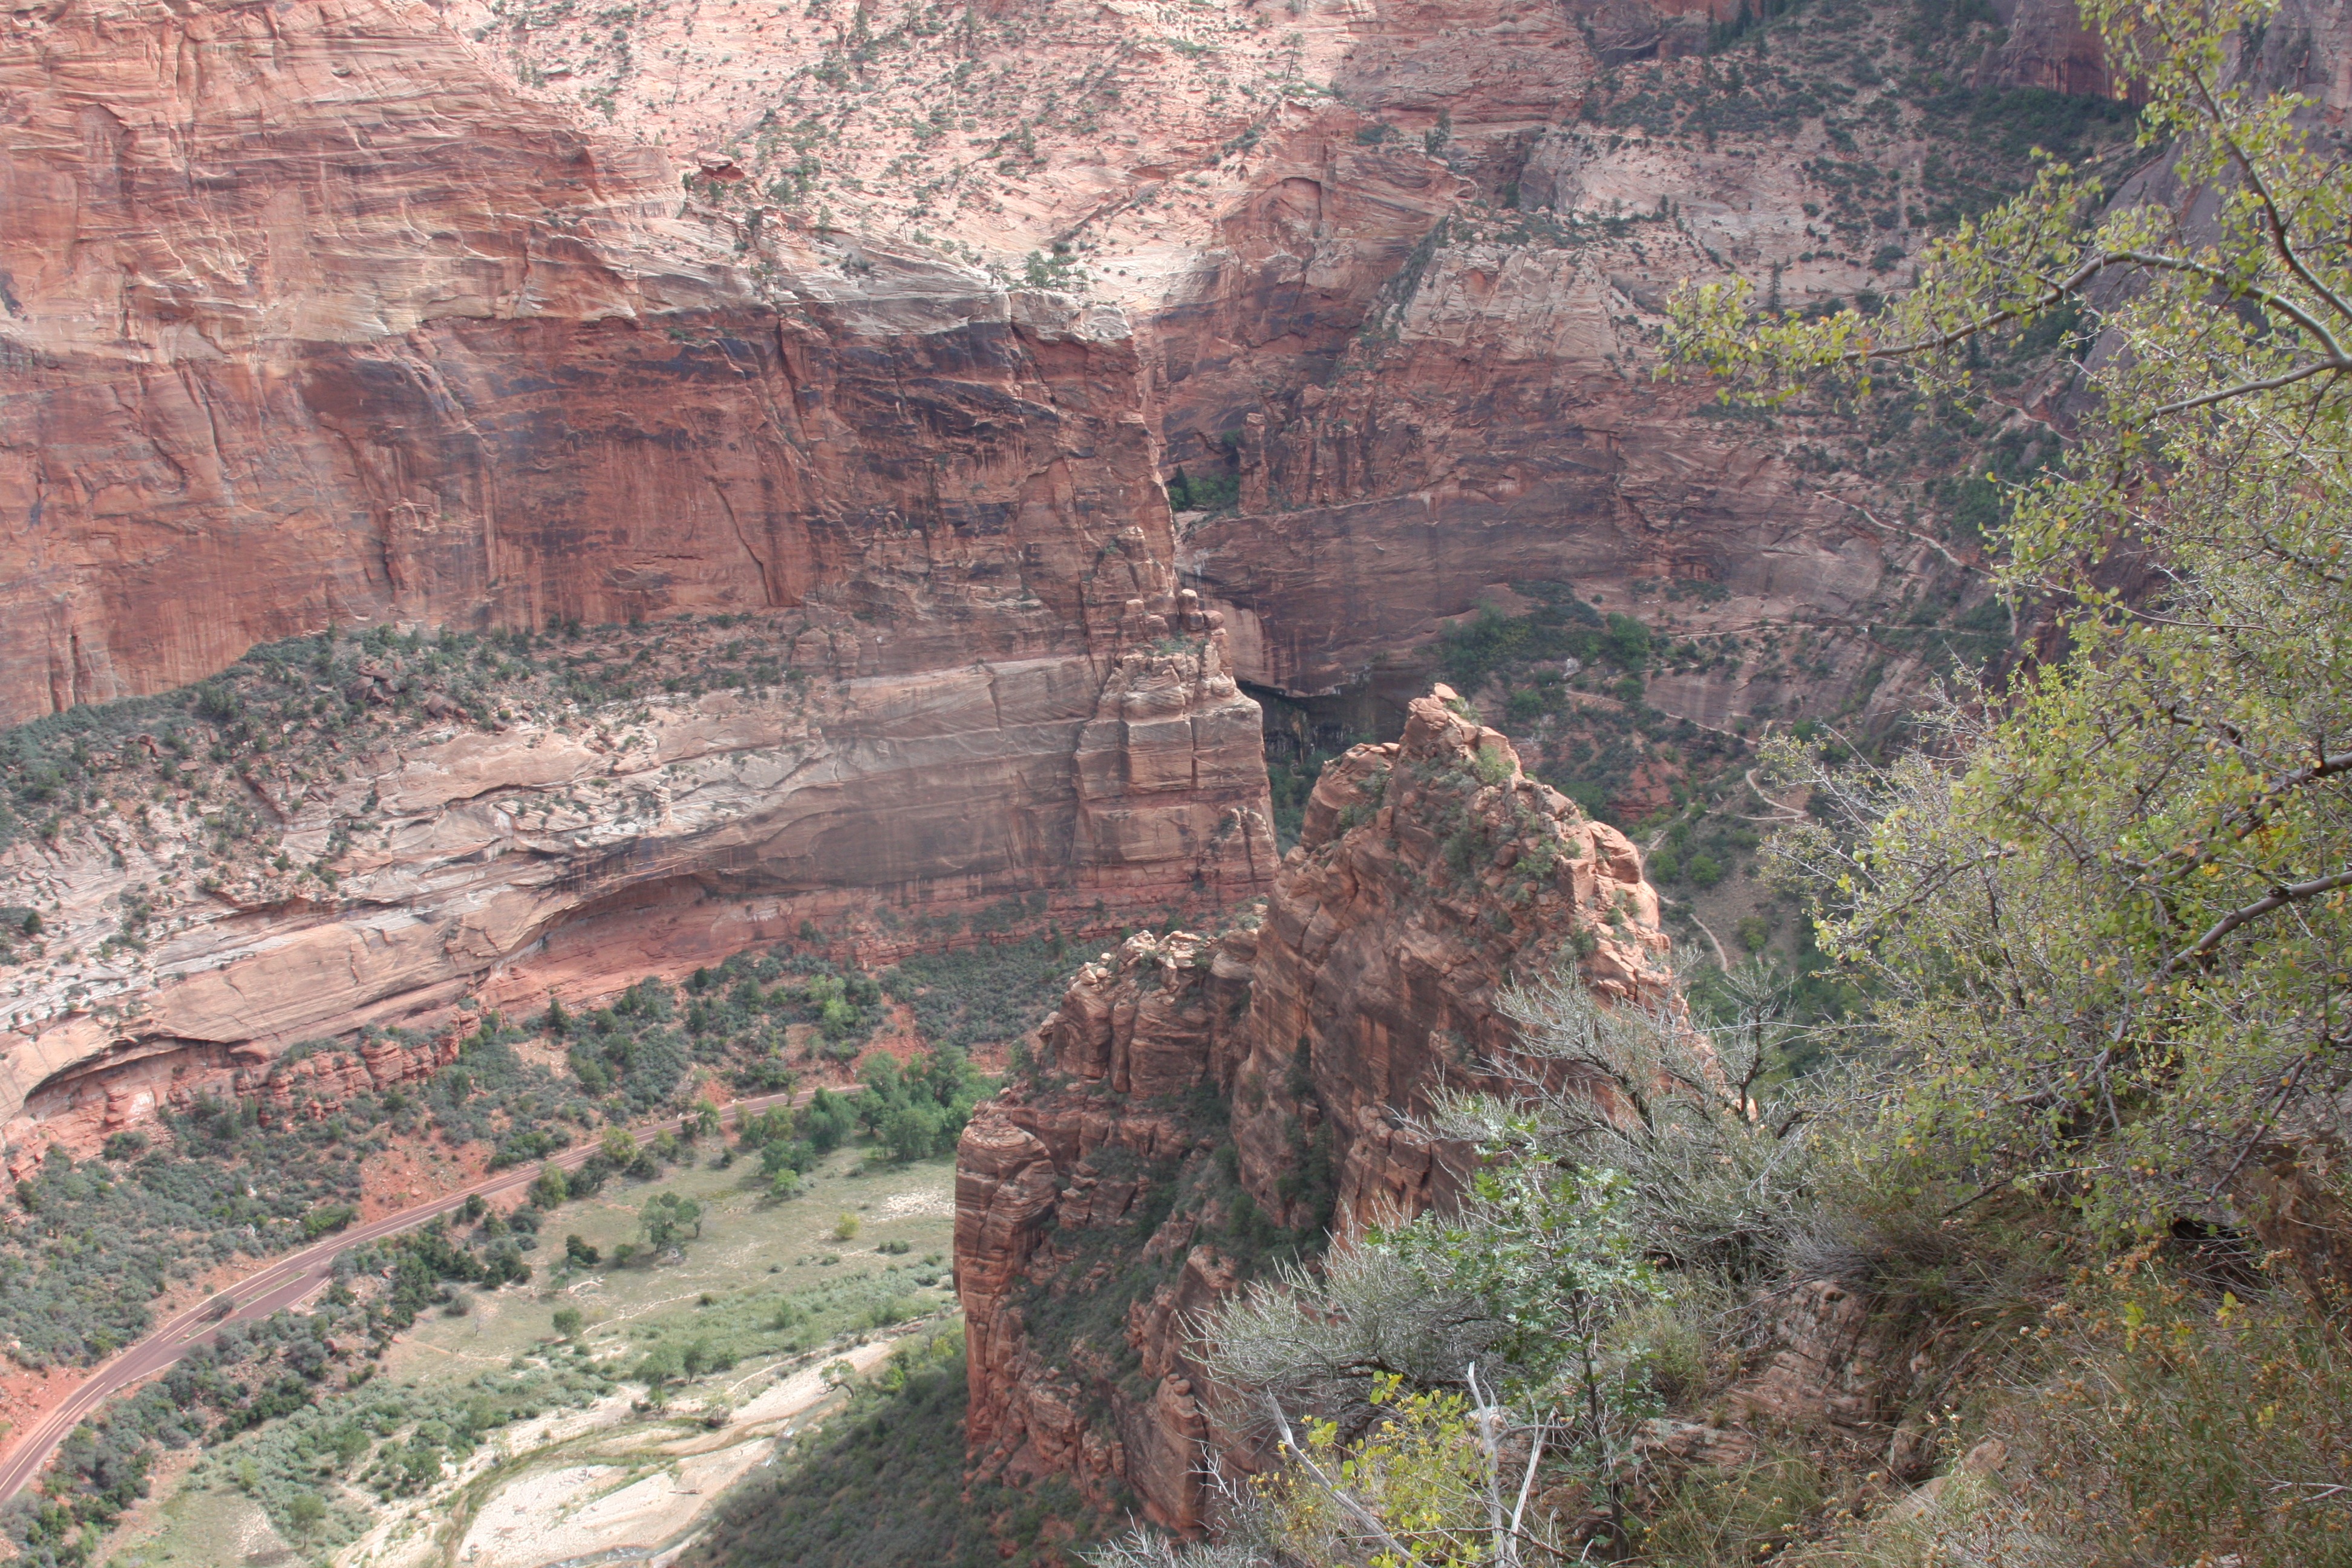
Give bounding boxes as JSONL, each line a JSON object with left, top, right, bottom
{"left": 0, "top": 622, "right": 1275, "bottom": 1143}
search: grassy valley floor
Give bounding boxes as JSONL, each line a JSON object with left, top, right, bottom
{"left": 93, "top": 1145, "right": 963, "bottom": 1568}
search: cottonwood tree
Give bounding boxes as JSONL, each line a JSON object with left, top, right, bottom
{"left": 1671, "top": 0, "right": 2352, "bottom": 1251}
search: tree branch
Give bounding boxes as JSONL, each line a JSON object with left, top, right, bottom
{"left": 2157, "top": 866, "right": 2352, "bottom": 982}
{"left": 2189, "top": 67, "right": 2352, "bottom": 345}
{"left": 1817, "top": 247, "right": 2352, "bottom": 410}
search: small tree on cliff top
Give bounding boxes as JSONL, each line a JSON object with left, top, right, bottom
{"left": 1670, "top": 0, "right": 2352, "bottom": 1241}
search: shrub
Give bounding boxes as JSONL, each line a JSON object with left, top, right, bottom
{"left": 881, "top": 935, "right": 1078, "bottom": 1053}
{"left": 0, "top": 1122, "right": 365, "bottom": 1367}
{"left": 284, "top": 1491, "right": 326, "bottom": 1537}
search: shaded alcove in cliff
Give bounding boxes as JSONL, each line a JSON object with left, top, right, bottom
{"left": 1249, "top": 676, "right": 1416, "bottom": 852}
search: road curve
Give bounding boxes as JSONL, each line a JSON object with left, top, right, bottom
{"left": 0, "top": 1088, "right": 820, "bottom": 1504}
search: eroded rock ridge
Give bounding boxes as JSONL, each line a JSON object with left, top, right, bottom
{"left": 953, "top": 688, "right": 1669, "bottom": 1529}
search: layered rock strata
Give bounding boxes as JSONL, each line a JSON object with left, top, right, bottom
{"left": 0, "top": 0, "right": 1280, "bottom": 1142}
{"left": 423, "top": 0, "right": 2114, "bottom": 738}
{"left": 3, "top": 0, "right": 2207, "bottom": 1154}
{"left": 0, "top": 612, "right": 1273, "bottom": 1145}
{"left": 954, "top": 687, "right": 1668, "bottom": 1528}
{"left": 4, "top": 1030, "right": 460, "bottom": 1183}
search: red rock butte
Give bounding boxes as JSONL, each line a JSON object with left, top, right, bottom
{"left": 955, "top": 688, "right": 1671, "bottom": 1529}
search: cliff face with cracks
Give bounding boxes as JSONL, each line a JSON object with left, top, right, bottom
{"left": 953, "top": 688, "right": 1670, "bottom": 1530}
{"left": 0, "top": 0, "right": 1279, "bottom": 1144}
{"left": 0, "top": 607, "right": 1274, "bottom": 1148}
{"left": 2, "top": 0, "right": 2236, "bottom": 1136}
{"left": 1, "top": 0, "right": 1223, "bottom": 716}
{"left": 418, "top": 0, "right": 2174, "bottom": 741}
{"left": 1163, "top": 48, "right": 2022, "bottom": 722}
{"left": 1145, "top": 0, "right": 2337, "bottom": 732}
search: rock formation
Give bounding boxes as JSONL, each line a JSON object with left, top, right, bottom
{"left": 4, "top": 1030, "right": 460, "bottom": 1182}
{"left": 0, "top": 609, "right": 1273, "bottom": 1145}
{"left": 3, "top": 0, "right": 2189, "bottom": 733}
{"left": 954, "top": 687, "right": 1669, "bottom": 1529}
{"left": 16, "top": 0, "right": 2344, "bottom": 1353}
{"left": 3, "top": 0, "right": 2226, "bottom": 1105}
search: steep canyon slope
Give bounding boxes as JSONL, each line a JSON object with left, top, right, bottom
{"left": 0, "top": 0, "right": 2192, "bottom": 1161}
{"left": 8, "top": 0, "right": 2324, "bottom": 1355}
{"left": 1, "top": 0, "right": 2178, "bottom": 1145}
{"left": 10, "top": 0, "right": 2352, "bottom": 1560}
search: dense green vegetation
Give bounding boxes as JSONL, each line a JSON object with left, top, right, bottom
{"left": 0, "top": 1123, "right": 360, "bottom": 1369}
{"left": 881, "top": 932, "right": 1085, "bottom": 1053}
{"left": 854, "top": 1047, "right": 991, "bottom": 1163}
{"left": 675, "top": 944, "right": 886, "bottom": 1079}
{"left": 1164, "top": 463, "right": 1241, "bottom": 514}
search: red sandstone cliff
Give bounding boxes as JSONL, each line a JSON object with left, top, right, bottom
{"left": 404, "top": 0, "right": 2135, "bottom": 738}
{"left": 954, "top": 687, "right": 1668, "bottom": 1529}
{"left": 3, "top": 1028, "right": 459, "bottom": 1183}
{"left": 0, "top": 0, "right": 1286, "bottom": 1139}
{"left": 1158, "top": 0, "right": 2347, "bottom": 728}
{"left": 13, "top": 0, "right": 2339, "bottom": 1258}
{"left": 2, "top": 0, "right": 2231, "bottom": 1138}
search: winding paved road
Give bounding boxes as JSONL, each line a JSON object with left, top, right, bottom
{"left": 0, "top": 1088, "right": 818, "bottom": 1503}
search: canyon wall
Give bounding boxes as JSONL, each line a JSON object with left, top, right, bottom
{"left": 419, "top": 0, "right": 2158, "bottom": 740}
{"left": 1159, "top": 15, "right": 2001, "bottom": 723}
{"left": 1153, "top": 0, "right": 2347, "bottom": 731}
{"left": 953, "top": 688, "right": 1670, "bottom": 1529}
{"left": 0, "top": 0, "right": 1223, "bottom": 716}
{"left": 3, "top": 0, "right": 2209, "bottom": 1126}
{"left": 18, "top": 0, "right": 2345, "bottom": 1304}
{"left": 0, "top": 0, "right": 1279, "bottom": 1142}
{"left": 0, "top": 611, "right": 1274, "bottom": 1142}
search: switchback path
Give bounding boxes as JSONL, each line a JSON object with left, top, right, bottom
{"left": 0, "top": 1087, "right": 819, "bottom": 1504}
